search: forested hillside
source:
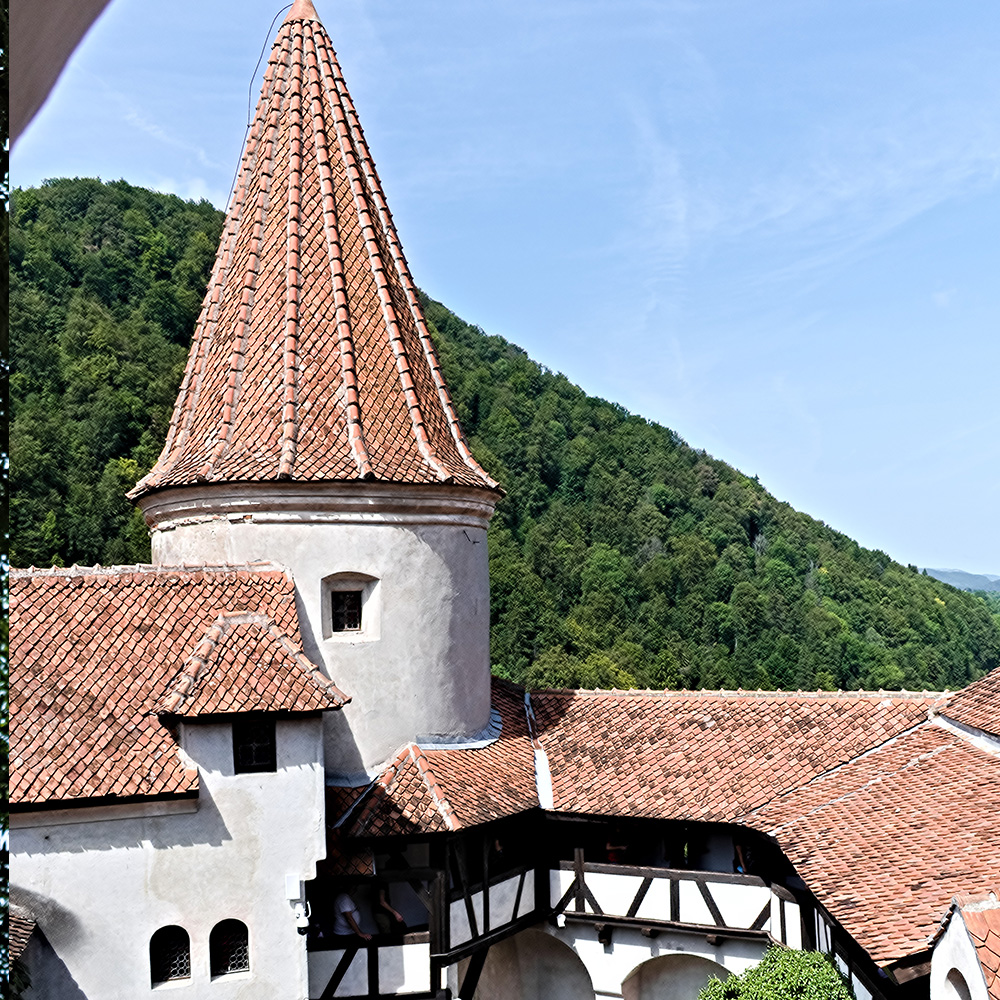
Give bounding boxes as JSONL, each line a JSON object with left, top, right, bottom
{"left": 11, "top": 179, "right": 1000, "bottom": 693}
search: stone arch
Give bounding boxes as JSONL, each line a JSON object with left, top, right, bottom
{"left": 463, "top": 928, "right": 594, "bottom": 1000}
{"left": 944, "top": 967, "right": 973, "bottom": 1000}
{"left": 622, "top": 952, "right": 730, "bottom": 1000}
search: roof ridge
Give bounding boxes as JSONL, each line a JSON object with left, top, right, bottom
{"left": 740, "top": 718, "right": 947, "bottom": 828}
{"left": 201, "top": 43, "right": 287, "bottom": 480}
{"left": 278, "top": 20, "right": 306, "bottom": 479}
{"left": 318, "top": 27, "right": 497, "bottom": 490}
{"left": 406, "top": 743, "right": 460, "bottom": 831}
{"left": 532, "top": 686, "right": 946, "bottom": 702}
{"left": 311, "top": 28, "right": 452, "bottom": 484}
{"left": 306, "top": 26, "right": 372, "bottom": 479}
{"left": 135, "top": 35, "right": 286, "bottom": 496}
{"left": 263, "top": 619, "right": 351, "bottom": 704}
{"left": 13, "top": 561, "right": 288, "bottom": 579}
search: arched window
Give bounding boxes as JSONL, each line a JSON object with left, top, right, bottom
{"left": 210, "top": 919, "right": 250, "bottom": 977}
{"left": 149, "top": 925, "right": 191, "bottom": 985}
{"left": 945, "top": 968, "right": 973, "bottom": 1000}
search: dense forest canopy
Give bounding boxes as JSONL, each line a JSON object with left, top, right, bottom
{"left": 11, "top": 178, "right": 1000, "bottom": 693}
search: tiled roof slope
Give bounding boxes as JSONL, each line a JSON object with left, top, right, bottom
{"left": 942, "top": 666, "right": 1000, "bottom": 739}
{"left": 958, "top": 895, "right": 1000, "bottom": 1000}
{"left": 530, "top": 688, "right": 940, "bottom": 821}
{"left": 342, "top": 679, "right": 536, "bottom": 837}
{"left": 10, "top": 565, "right": 344, "bottom": 807}
{"left": 747, "top": 725, "right": 1000, "bottom": 967}
{"left": 8, "top": 906, "right": 36, "bottom": 963}
{"left": 154, "top": 612, "right": 347, "bottom": 715}
{"left": 131, "top": 0, "right": 496, "bottom": 498}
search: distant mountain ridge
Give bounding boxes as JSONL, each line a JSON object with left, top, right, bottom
{"left": 923, "top": 569, "right": 1000, "bottom": 593}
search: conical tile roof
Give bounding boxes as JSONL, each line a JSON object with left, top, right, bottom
{"left": 131, "top": 0, "right": 497, "bottom": 497}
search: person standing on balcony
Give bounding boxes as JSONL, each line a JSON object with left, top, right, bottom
{"left": 333, "top": 891, "right": 371, "bottom": 942}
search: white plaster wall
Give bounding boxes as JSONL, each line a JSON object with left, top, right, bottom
{"left": 708, "top": 881, "right": 770, "bottom": 928}
{"left": 678, "top": 879, "right": 714, "bottom": 926}
{"left": 586, "top": 873, "right": 645, "bottom": 917}
{"left": 142, "top": 484, "right": 496, "bottom": 776}
{"left": 488, "top": 873, "right": 530, "bottom": 930}
{"left": 931, "top": 912, "right": 989, "bottom": 1000}
{"left": 446, "top": 920, "right": 768, "bottom": 1000}
{"left": 11, "top": 718, "right": 327, "bottom": 1000}
{"left": 622, "top": 953, "right": 730, "bottom": 1000}
{"left": 553, "top": 922, "right": 765, "bottom": 999}
{"left": 452, "top": 928, "right": 595, "bottom": 1000}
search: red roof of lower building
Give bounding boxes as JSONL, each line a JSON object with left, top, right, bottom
{"left": 342, "top": 681, "right": 999, "bottom": 971}
{"left": 336, "top": 679, "right": 536, "bottom": 837}
{"left": 10, "top": 564, "right": 346, "bottom": 807}
{"left": 747, "top": 723, "right": 1000, "bottom": 966}
{"left": 531, "top": 687, "right": 940, "bottom": 821}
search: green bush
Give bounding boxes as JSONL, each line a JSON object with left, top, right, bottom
{"left": 698, "top": 948, "right": 855, "bottom": 1000}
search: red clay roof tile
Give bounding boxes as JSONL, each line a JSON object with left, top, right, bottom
{"left": 942, "top": 666, "right": 1000, "bottom": 740}
{"left": 747, "top": 725, "right": 1000, "bottom": 967}
{"left": 958, "top": 896, "right": 1000, "bottom": 999}
{"left": 10, "top": 565, "right": 345, "bottom": 807}
{"left": 8, "top": 907, "right": 36, "bottom": 963}
{"left": 342, "top": 679, "right": 537, "bottom": 837}
{"left": 131, "top": 4, "right": 496, "bottom": 500}
{"left": 155, "top": 612, "right": 347, "bottom": 715}
{"left": 531, "top": 687, "right": 940, "bottom": 822}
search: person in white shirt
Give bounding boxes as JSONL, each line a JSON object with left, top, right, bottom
{"left": 332, "top": 891, "right": 371, "bottom": 941}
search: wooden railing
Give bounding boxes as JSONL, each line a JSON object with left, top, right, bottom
{"left": 551, "top": 856, "right": 780, "bottom": 940}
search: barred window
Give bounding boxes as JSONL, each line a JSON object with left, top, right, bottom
{"left": 150, "top": 925, "right": 191, "bottom": 985}
{"left": 331, "top": 590, "right": 362, "bottom": 631}
{"left": 233, "top": 715, "right": 276, "bottom": 773}
{"left": 210, "top": 919, "right": 250, "bottom": 977}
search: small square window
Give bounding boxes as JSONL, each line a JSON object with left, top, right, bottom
{"left": 233, "top": 715, "right": 276, "bottom": 773}
{"left": 331, "top": 590, "right": 363, "bottom": 632}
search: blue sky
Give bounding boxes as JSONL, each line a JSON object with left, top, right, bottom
{"left": 13, "top": 0, "right": 1000, "bottom": 573}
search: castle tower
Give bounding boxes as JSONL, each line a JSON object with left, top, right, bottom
{"left": 129, "top": 0, "right": 501, "bottom": 778}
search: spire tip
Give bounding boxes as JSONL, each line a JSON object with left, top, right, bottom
{"left": 285, "top": 0, "right": 321, "bottom": 24}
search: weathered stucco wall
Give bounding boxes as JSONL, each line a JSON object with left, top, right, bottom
{"left": 622, "top": 953, "right": 730, "bottom": 1000}
{"left": 12, "top": 718, "right": 327, "bottom": 1000}
{"left": 449, "top": 921, "right": 766, "bottom": 1000}
{"left": 141, "top": 482, "right": 497, "bottom": 777}
{"left": 931, "top": 910, "right": 989, "bottom": 1000}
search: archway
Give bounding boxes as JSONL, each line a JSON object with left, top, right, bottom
{"left": 622, "top": 953, "right": 730, "bottom": 1000}
{"left": 462, "top": 928, "right": 594, "bottom": 1000}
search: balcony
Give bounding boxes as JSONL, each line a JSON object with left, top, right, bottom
{"left": 550, "top": 856, "right": 804, "bottom": 947}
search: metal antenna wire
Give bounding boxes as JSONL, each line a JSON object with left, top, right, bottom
{"left": 224, "top": 4, "right": 293, "bottom": 209}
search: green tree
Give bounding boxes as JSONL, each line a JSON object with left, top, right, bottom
{"left": 10, "top": 178, "right": 1000, "bottom": 697}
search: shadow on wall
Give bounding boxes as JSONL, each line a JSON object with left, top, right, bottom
{"left": 460, "top": 929, "right": 594, "bottom": 1000}
{"left": 21, "top": 928, "right": 89, "bottom": 1000}
{"left": 623, "top": 953, "right": 731, "bottom": 1000}
{"left": 10, "top": 886, "right": 84, "bottom": 950}
{"left": 294, "top": 584, "right": 368, "bottom": 781}
{"left": 11, "top": 780, "right": 233, "bottom": 856}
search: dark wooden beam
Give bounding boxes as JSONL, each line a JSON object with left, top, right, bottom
{"left": 556, "top": 860, "right": 766, "bottom": 887}
{"left": 697, "top": 880, "right": 726, "bottom": 927}
{"left": 458, "top": 946, "right": 490, "bottom": 1000}
{"left": 320, "top": 945, "right": 360, "bottom": 1000}
{"left": 561, "top": 911, "right": 770, "bottom": 943}
{"left": 626, "top": 877, "right": 653, "bottom": 918}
